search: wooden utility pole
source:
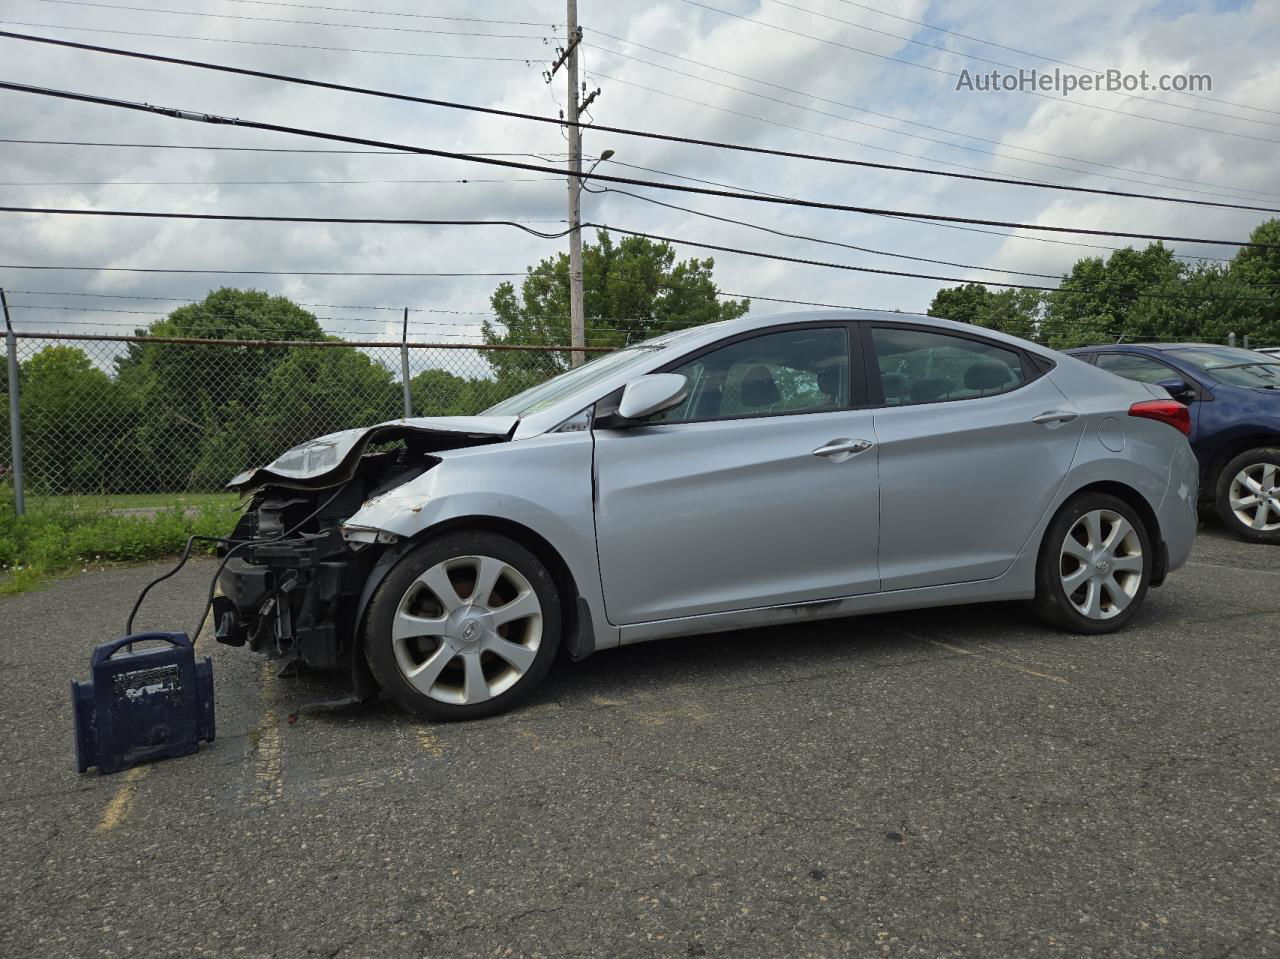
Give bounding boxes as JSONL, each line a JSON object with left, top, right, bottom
{"left": 565, "top": 0, "right": 585, "bottom": 366}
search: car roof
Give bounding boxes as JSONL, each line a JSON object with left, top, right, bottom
{"left": 1066, "top": 343, "right": 1222, "bottom": 353}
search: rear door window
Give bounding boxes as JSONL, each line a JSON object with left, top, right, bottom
{"left": 870, "top": 327, "right": 1026, "bottom": 406}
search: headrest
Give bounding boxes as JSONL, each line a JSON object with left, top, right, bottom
{"left": 740, "top": 365, "right": 781, "bottom": 407}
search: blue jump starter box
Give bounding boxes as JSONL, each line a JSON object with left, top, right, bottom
{"left": 72, "top": 632, "right": 215, "bottom": 775}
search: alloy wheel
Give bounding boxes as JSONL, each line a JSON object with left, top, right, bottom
{"left": 1059, "top": 509, "right": 1145, "bottom": 620}
{"left": 1228, "top": 463, "right": 1280, "bottom": 533}
{"left": 391, "top": 555, "right": 543, "bottom": 705}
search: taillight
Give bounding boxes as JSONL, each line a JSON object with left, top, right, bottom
{"left": 1128, "top": 399, "right": 1191, "bottom": 436}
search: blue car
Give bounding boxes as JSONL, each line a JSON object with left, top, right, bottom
{"left": 1067, "top": 344, "right": 1280, "bottom": 543}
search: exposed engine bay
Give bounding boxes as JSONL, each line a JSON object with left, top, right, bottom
{"left": 213, "top": 418, "right": 515, "bottom": 683}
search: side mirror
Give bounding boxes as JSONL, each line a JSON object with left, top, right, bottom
{"left": 1156, "top": 377, "right": 1196, "bottom": 404}
{"left": 615, "top": 373, "right": 689, "bottom": 421}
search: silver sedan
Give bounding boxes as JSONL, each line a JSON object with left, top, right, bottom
{"left": 221, "top": 311, "right": 1199, "bottom": 720}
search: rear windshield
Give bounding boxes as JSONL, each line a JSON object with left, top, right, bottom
{"left": 1167, "top": 347, "right": 1280, "bottom": 389}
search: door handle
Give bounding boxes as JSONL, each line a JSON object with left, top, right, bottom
{"left": 1031, "top": 410, "right": 1079, "bottom": 428}
{"left": 812, "top": 438, "right": 874, "bottom": 461}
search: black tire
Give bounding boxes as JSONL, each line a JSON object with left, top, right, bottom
{"left": 363, "top": 529, "right": 562, "bottom": 721}
{"left": 1214, "top": 448, "right": 1280, "bottom": 545}
{"left": 1030, "top": 492, "right": 1153, "bottom": 634}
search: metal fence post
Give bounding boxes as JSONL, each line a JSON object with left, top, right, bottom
{"left": 2, "top": 289, "right": 25, "bottom": 515}
{"left": 399, "top": 307, "right": 413, "bottom": 419}
{"left": 1243, "top": 334, "right": 1250, "bottom": 350}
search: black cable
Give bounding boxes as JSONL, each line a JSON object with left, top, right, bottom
{"left": 0, "top": 205, "right": 573, "bottom": 238}
{"left": 1, "top": 31, "right": 1277, "bottom": 214}
{"left": 125, "top": 534, "right": 223, "bottom": 635}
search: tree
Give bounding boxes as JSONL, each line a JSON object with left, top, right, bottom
{"left": 1040, "top": 244, "right": 1185, "bottom": 348}
{"left": 1228, "top": 219, "right": 1280, "bottom": 335}
{"left": 19, "top": 346, "right": 133, "bottom": 493}
{"left": 115, "top": 289, "right": 327, "bottom": 489}
{"left": 483, "top": 230, "right": 749, "bottom": 388}
{"left": 928, "top": 283, "right": 1042, "bottom": 339}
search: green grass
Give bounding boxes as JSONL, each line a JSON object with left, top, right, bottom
{"left": 24, "top": 491, "right": 240, "bottom": 512}
{"left": 0, "top": 493, "right": 241, "bottom": 596}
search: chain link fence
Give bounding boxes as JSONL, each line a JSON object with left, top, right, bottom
{"left": 1, "top": 332, "right": 609, "bottom": 502}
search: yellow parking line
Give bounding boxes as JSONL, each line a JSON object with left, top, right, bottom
{"left": 416, "top": 725, "right": 445, "bottom": 758}
{"left": 926, "top": 638, "right": 1070, "bottom": 685}
{"left": 96, "top": 766, "right": 148, "bottom": 834}
{"left": 254, "top": 660, "right": 283, "bottom": 805}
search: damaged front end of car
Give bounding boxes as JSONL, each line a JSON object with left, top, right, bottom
{"left": 212, "top": 416, "right": 517, "bottom": 688}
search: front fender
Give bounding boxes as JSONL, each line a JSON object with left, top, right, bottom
{"left": 343, "top": 431, "right": 618, "bottom": 653}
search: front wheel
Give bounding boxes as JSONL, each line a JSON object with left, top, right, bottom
{"left": 363, "top": 530, "right": 562, "bottom": 721}
{"left": 1214, "top": 449, "right": 1280, "bottom": 544}
{"left": 1031, "top": 493, "right": 1152, "bottom": 634}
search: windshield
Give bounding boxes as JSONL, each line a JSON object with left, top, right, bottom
{"left": 483, "top": 345, "right": 663, "bottom": 416}
{"left": 1167, "top": 347, "right": 1280, "bottom": 389}
{"left": 483, "top": 322, "right": 722, "bottom": 416}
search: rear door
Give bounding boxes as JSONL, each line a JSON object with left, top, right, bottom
{"left": 592, "top": 323, "right": 880, "bottom": 625}
{"left": 868, "top": 324, "right": 1086, "bottom": 591}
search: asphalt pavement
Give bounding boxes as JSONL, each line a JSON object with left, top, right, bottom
{"left": 2, "top": 524, "right": 1277, "bottom": 958}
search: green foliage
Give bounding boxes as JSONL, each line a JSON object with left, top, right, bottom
{"left": 928, "top": 284, "right": 1043, "bottom": 338}
{"left": 409, "top": 368, "right": 507, "bottom": 416}
{"left": 108, "top": 289, "right": 329, "bottom": 490}
{"left": 483, "top": 229, "right": 750, "bottom": 388}
{"left": 927, "top": 221, "right": 1280, "bottom": 349}
{"left": 0, "top": 492, "right": 239, "bottom": 595}
{"left": 19, "top": 345, "right": 135, "bottom": 494}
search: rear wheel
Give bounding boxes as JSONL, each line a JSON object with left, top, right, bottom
{"left": 364, "top": 529, "right": 562, "bottom": 721}
{"left": 1214, "top": 449, "right": 1280, "bottom": 544}
{"left": 1031, "top": 493, "right": 1152, "bottom": 634}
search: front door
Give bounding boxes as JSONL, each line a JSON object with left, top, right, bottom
{"left": 593, "top": 324, "right": 880, "bottom": 625}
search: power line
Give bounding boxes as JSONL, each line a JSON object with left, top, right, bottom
{"left": 586, "top": 184, "right": 1064, "bottom": 279}
{"left": 0, "top": 204, "right": 573, "bottom": 238}
{"left": 22, "top": 0, "right": 562, "bottom": 40}
{"left": 0, "top": 79, "right": 1272, "bottom": 250}
{"left": 592, "top": 224, "right": 1280, "bottom": 303}
{"left": 829, "top": 0, "right": 1280, "bottom": 119}
{"left": 603, "top": 158, "right": 1231, "bottom": 264}
{"left": 2, "top": 133, "right": 1236, "bottom": 261}
{"left": 681, "top": 0, "right": 1280, "bottom": 144}
{"left": 0, "top": 263, "right": 529, "bottom": 276}
{"left": 757, "top": 0, "right": 1279, "bottom": 130}
{"left": 585, "top": 33, "right": 1280, "bottom": 204}
{"left": 218, "top": 0, "right": 559, "bottom": 28}
{"left": 0, "top": 176, "right": 560, "bottom": 186}
{"left": 0, "top": 137, "right": 574, "bottom": 162}
{"left": 0, "top": 18, "right": 550, "bottom": 63}
{"left": 3, "top": 31, "right": 1278, "bottom": 216}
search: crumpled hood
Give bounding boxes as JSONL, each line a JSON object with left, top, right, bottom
{"left": 228, "top": 415, "right": 517, "bottom": 491}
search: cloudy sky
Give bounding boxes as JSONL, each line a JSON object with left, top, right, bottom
{"left": 1, "top": 0, "right": 1277, "bottom": 345}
